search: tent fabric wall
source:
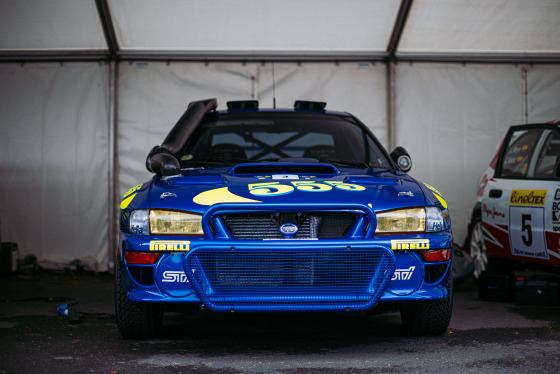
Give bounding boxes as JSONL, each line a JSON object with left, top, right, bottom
{"left": 527, "top": 66, "right": 560, "bottom": 122}
{"left": 118, "top": 61, "right": 387, "bottom": 197}
{"left": 0, "top": 62, "right": 110, "bottom": 270}
{"left": 394, "top": 63, "right": 560, "bottom": 244}
{"left": 1, "top": 61, "right": 558, "bottom": 271}
{"left": 1, "top": 1, "right": 559, "bottom": 273}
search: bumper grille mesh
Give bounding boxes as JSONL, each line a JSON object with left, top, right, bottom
{"left": 185, "top": 246, "right": 395, "bottom": 312}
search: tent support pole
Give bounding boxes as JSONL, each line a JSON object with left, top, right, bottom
{"left": 107, "top": 60, "right": 120, "bottom": 274}
{"left": 522, "top": 66, "right": 529, "bottom": 123}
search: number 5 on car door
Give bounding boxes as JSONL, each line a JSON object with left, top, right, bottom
{"left": 509, "top": 206, "right": 548, "bottom": 259}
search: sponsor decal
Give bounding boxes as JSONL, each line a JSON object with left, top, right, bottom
{"left": 248, "top": 181, "right": 366, "bottom": 197}
{"left": 391, "top": 239, "right": 429, "bottom": 250}
{"left": 123, "top": 184, "right": 143, "bottom": 199}
{"left": 477, "top": 174, "right": 489, "bottom": 197}
{"left": 391, "top": 266, "right": 415, "bottom": 281}
{"left": 193, "top": 187, "right": 262, "bottom": 206}
{"left": 422, "top": 183, "right": 448, "bottom": 209}
{"left": 482, "top": 203, "right": 505, "bottom": 219}
{"left": 553, "top": 191, "right": 560, "bottom": 230}
{"left": 149, "top": 241, "right": 190, "bottom": 251}
{"left": 510, "top": 189, "right": 547, "bottom": 206}
{"left": 194, "top": 181, "right": 368, "bottom": 205}
{"left": 120, "top": 183, "right": 143, "bottom": 210}
{"left": 398, "top": 191, "right": 414, "bottom": 197}
{"left": 162, "top": 271, "right": 188, "bottom": 283}
{"left": 255, "top": 175, "right": 316, "bottom": 180}
{"left": 272, "top": 174, "right": 300, "bottom": 180}
{"left": 553, "top": 208, "right": 560, "bottom": 223}
{"left": 162, "top": 269, "right": 196, "bottom": 283}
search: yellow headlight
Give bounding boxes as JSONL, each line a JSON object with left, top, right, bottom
{"left": 376, "top": 207, "right": 426, "bottom": 234}
{"left": 149, "top": 210, "right": 204, "bottom": 235}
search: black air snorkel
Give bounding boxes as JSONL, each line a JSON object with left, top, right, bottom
{"left": 146, "top": 98, "right": 218, "bottom": 178}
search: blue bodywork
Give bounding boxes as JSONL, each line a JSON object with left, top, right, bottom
{"left": 118, "top": 104, "right": 452, "bottom": 314}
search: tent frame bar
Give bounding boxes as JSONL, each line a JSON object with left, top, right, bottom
{"left": 95, "top": 0, "right": 119, "bottom": 56}
{"left": 1, "top": 51, "right": 559, "bottom": 64}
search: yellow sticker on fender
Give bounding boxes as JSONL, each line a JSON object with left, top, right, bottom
{"left": 391, "top": 239, "right": 429, "bottom": 250}
{"left": 510, "top": 190, "right": 546, "bottom": 206}
{"left": 120, "top": 184, "right": 143, "bottom": 210}
{"left": 123, "top": 184, "right": 143, "bottom": 199}
{"left": 423, "top": 183, "right": 448, "bottom": 209}
{"left": 149, "top": 241, "right": 190, "bottom": 251}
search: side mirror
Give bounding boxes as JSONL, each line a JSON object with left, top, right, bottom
{"left": 146, "top": 145, "right": 181, "bottom": 179}
{"left": 390, "top": 146, "right": 412, "bottom": 172}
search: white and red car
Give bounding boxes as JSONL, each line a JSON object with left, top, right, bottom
{"left": 466, "top": 121, "right": 560, "bottom": 278}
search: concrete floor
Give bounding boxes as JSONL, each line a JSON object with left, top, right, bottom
{"left": 0, "top": 271, "right": 559, "bottom": 373}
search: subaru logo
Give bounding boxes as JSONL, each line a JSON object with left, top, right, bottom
{"left": 279, "top": 223, "right": 298, "bottom": 238}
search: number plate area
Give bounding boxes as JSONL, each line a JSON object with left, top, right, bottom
{"left": 184, "top": 245, "right": 396, "bottom": 312}
{"left": 509, "top": 206, "right": 548, "bottom": 260}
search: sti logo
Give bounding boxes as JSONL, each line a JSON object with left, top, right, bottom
{"left": 161, "top": 269, "right": 196, "bottom": 283}
{"left": 162, "top": 271, "right": 188, "bottom": 283}
{"left": 391, "top": 266, "right": 416, "bottom": 281}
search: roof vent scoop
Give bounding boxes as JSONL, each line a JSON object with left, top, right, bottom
{"left": 294, "top": 100, "right": 327, "bottom": 111}
{"left": 227, "top": 100, "right": 259, "bottom": 110}
{"left": 146, "top": 98, "right": 218, "bottom": 179}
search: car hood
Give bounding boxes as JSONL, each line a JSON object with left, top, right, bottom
{"left": 147, "top": 164, "right": 426, "bottom": 214}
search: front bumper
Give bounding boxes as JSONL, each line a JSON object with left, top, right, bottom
{"left": 119, "top": 231, "right": 453, "bottom": 312}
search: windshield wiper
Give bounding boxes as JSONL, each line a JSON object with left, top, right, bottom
{"left": 181, "top": 158, "right": 252, "bottom": 166}
{"left": 318, "top": 159, "right": 370, "bottom": 168}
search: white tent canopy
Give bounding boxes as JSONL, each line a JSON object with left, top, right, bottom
{"left": 2, "top": 0, "right": 559, "bottom": 60}
{"left": 1, "top": 0, "right": 559, "bottom": 271}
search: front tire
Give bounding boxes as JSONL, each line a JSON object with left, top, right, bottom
{"left": 115, "top": 262, "right": 164, "bottom": 339}
{"left": 400, "top": 275, "right": 453, "bottom": 336}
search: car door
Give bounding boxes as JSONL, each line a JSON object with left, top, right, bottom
{"left": 482, "top": 124, "right": 560, "bottom": 266}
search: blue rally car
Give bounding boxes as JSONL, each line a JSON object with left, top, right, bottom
{"left": 116, "top": 99, "right": 453, "bottom": 338}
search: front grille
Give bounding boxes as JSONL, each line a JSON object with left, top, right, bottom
{"left": 223, "top": 212, "right": 356, "bottom": 239}
{"left": 185, "top": 246, "right": 395, "bottom": 312}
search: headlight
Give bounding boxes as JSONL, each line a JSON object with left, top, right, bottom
{"left": 376, "top": 207, "right": 446, "bottom": 234}
{"left": 376, "top": 208, "right": 425, "bottom": 233}
{"left": 130, "top": 209, "right": 149, "bottom": 234}
{"left": 149, "top": 210, "right": 204, "bottom": 235}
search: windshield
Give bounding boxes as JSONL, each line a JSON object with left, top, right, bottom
{"left": 178, "top": 112, "right": 392, "bottom": 169}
